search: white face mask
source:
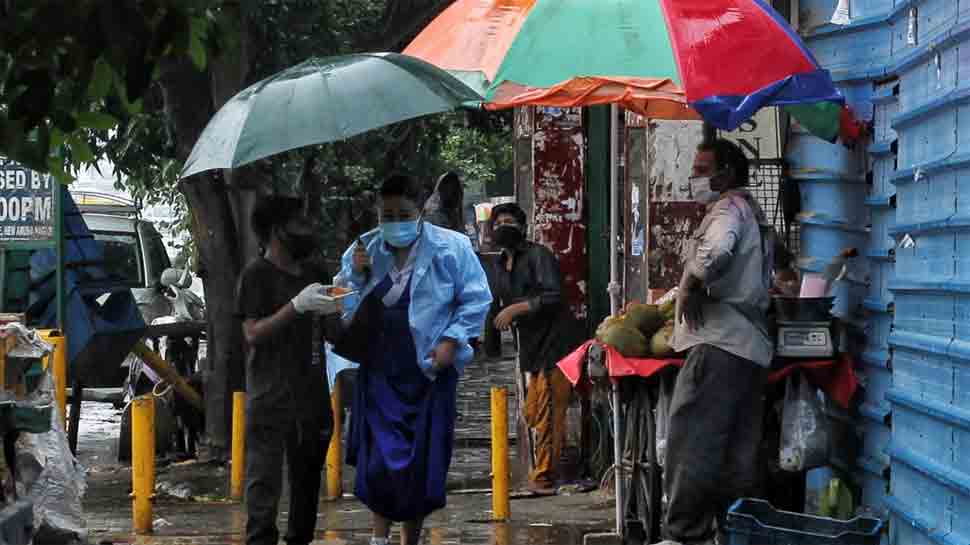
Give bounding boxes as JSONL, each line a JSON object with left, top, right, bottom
{"left": 689, "top": 176, "right": 720, "bottom": 204}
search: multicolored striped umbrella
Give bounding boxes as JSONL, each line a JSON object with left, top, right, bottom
{"left": 405, "top": 0, "right": 843, "bottom": 131}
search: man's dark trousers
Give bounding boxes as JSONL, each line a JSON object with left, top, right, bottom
{"left": 245, "top": 416, "right": 331, "bottom": 545}
{"left": 663, "top": 344, "right": 766, "bottom": 544}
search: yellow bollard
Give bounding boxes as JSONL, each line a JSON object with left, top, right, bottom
{"left": 491, "top": 387, "right": 510, "bottom": 521}
{"left": 131, "top": 396, "right": 156, "bottom": 534}
{"left": 38, "top": 330, "right": 67, "bottom": 429}
{"left": 230, "top": 392, "right": 246, "bottom": 501}
{"left": 493, "top": 522, "right": 510, "bottom": 545}
{"left": 326, "top": 378, "right": 343, "bottom": 499}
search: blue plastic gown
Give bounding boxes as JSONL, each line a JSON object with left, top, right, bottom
{"left": 330, "top": 223, "right": 492, "bottom": 379}
{"left": 347, "top": 275, "right": 458, "bottom": 521}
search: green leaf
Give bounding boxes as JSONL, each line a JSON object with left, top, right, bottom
{"left": 87, "top": 58, "right": 114, "bottom": 100}
{"left": 127, "top": 99, "right": 144, "bottom": 115}
{"left": 115, "top": 79, "right": 143, "bottom": 115}
{"left": 47, "top": 157, "right": 76, "bottom": 184}
{"left": 50, "top": 128, "right": 65, "bottom": 151}
{"left": 189, "top": 17, "right": 207, "bottom": 70}
{"left": 76, "top": 111, "right": 118, "bottom": 130}
{"left": 161, "top": 160, "right": 177, "bottom": 182}
{"left": 189, "top": 35, "right": 207, "bottom": 70}
{"left": 66, "top": 134, "right": 95, "bottom": 164}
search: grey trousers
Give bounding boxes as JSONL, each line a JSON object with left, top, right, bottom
{"left": 245, "top": 417, "right": 331, "bottom": 545}
{"left": 663, "top": 344, "right": 766, "bottom": 544}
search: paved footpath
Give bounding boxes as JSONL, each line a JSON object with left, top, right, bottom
{"left": 82, "top": 354, "right": 615, "bottom": 545}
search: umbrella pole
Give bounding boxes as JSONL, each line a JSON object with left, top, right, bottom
{"left": 609, "top": 103, "right": 622, "bottom": 317}
{"left": 608, "top": 103, "right": 624, "bottom": 538}
{"left": 612, "top": 381, "right": 624, "bottom": 537}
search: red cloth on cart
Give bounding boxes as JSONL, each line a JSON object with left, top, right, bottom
{"left": 767, "top": 354, "right": 858, "bottom": 409}
{"left": 557, "top": 340, "right": 858, "bottom": 408}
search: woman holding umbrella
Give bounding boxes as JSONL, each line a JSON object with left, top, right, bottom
{"left": 332, "top": 174, "right": 492, "bottom": 545}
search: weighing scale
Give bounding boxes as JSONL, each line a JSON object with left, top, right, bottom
{"left": 776, "top": 320, "right": 835, "bottom": 358}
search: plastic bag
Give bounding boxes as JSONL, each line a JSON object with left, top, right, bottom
{"left": 16, "top": 373, "right": 87, "bottom": 542}
{"left": 655, "top": 288, "right": 679, "bottom": 307}
{"left": 779, "top": 374, "right": 829, "bottom": 472}
{"left": 1, "top": 322, "right": 53, "bottom": 359}
{"left": 654, "top": 373, "right": 675, "bottom": 468}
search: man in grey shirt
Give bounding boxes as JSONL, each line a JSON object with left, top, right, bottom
{"left": 660, "top": 139, "right": 774, "bottom": 545}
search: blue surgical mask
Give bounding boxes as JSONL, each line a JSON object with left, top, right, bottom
{"left": 381, "top": 220, "right": 421, "bottom": 248}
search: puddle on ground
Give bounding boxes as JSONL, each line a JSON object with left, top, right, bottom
{"left": 87, "top": 351, "right": 605, "bottom": 544}
{"left": 109, "top": 521, "right": 588, "bottom": 544}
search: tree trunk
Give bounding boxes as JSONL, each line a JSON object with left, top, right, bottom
{"left": 154, "top": 2, "right": 267, "bottom": 457}
{"left": 180, "top": 177, "right": 244, "bottom": 455}
{"left": 159, "top": 52, "right": 245, "bottom": 456}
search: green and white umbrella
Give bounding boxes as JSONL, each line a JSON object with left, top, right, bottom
{"left": 180, "top": 53, "right": 483, "bottom": 179}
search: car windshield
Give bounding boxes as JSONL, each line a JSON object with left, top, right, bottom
{"left": 93, "top": 232, "right": 143, "bottom": 285}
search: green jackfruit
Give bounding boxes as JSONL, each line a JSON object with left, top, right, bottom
{"left": 625, "top": 304, "right": 665, "bottom": 338}
{"left": 598, "top": 323, "right": 650, "bottom": 358}
{"left": 659, "top": 300, "right": 676, "bottom": 323}
{"left": 650, "top": 324, "right": 675, "bottom": 358}
{"left": 595, "top": 314, "right": 626, "bottom": 341}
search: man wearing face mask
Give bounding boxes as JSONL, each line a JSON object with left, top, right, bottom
{"left": 488, "top": 203, "right": 573, "bottom": 496}
{"left": 658, "top": 140, "right": 774, "bottom": 545}
{"left": 237, "top": 196, "right": 340, "bottom": 545}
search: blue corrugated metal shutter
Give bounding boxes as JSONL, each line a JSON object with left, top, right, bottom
{"left": 800, "top": 1, "right": 970, "bottom": 543}
{"left": 885, "top": 2, "right": 970, "bottom": 543}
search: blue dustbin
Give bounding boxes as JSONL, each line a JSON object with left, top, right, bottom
{"left": 725, "top": 499, "right": 883, "bottom": 545}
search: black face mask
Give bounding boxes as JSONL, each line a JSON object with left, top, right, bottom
{"left": 494, "top": 224, "right": 524, "bottom": 248}
{"left": 278, "top": 228, "right": 319, "bottom": 260}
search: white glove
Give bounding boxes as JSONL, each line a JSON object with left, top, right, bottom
{"left": 291, "top": 283, "right": 340, "bottom": 315}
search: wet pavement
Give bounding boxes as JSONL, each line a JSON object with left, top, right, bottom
{"left": 79, "top": 353, "right": 615, "bottom": 544}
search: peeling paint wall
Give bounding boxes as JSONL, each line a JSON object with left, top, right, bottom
{"left": 625, "top": 112, "right": 648, "bottom": 304}
{"left": 513, "top": 107, "right": 534, "bottom": 229}
{"left": 531, "top": 107, "right": 588, "bottom": 319}
{"left": 646, "top": 120, "right": 706, "bottom": 294}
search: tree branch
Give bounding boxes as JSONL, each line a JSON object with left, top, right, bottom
{"left": 369, "top": 0, "right": 452, "bottom": 51}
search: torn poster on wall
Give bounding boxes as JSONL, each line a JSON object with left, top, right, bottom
{"left": 647, "top": 120, "right": 705, "bottom": 292}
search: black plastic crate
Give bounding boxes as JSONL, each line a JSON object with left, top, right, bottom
{"left": 726, "top": 499, "right": 883, "bottom": 545}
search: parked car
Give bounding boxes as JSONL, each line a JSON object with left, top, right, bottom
{"left": 72, "top": 191, "right": 175, "bottom": 324}
{"left": 73, "top": 192, "right": 207, "bottom": 459}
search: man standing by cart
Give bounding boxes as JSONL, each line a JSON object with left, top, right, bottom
{"left": 661, "top": 139, "right": 774, "bottom": 545}
{"left": 489, "top": 203, "right": 573, "bottom": 496}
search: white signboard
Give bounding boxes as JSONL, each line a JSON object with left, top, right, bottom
{"left": 0, "top": 158, "right": 54, "bottom": 241}
{"left": 718, "top": 106, "right": 783, "bottom": 161}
